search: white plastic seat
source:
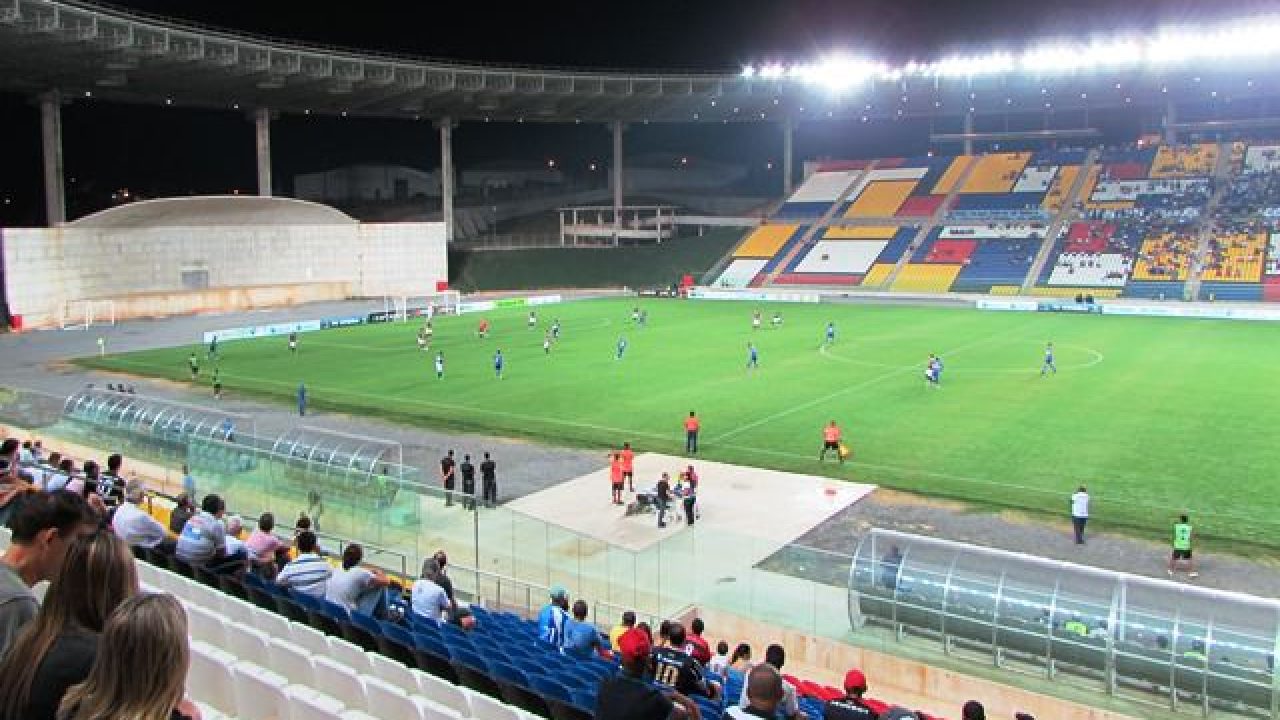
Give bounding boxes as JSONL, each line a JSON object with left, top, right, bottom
{"left": 313, "top": 656, "right": 369, "bottom": 712}
{"left": 251, "top": 605, "right": 292, "bottom": 639}
{"left": 231, "top": 662, "right": 291, "bottom": 720}
{"left": 187, "top": 604, "right": 228, "bottom": 647}
{"left": 467, "top": 691, "right": 521, "bottom": 720}
{"left": 327, "top": 636, "right": 374, "bottom": 675}
{"left": 226, "top": 622, "right": 271, "bottom": 661}
{"left": 417, "top": 697, "right": 464, "bottom": 720}
{"left": 222, "top": 596, "right": 257, "bottom": 624}
{"left": 362, "top": 676, "right": 424, "bottom": 720}
{"left": 267, "top": 637, "right": 315, "bottom": 686}
{"left": 417, "top": 670, "right": 472, "bottom": 718}
{"left": 283, "top": 685, "right": 345, "bottom": 720}
{"left": 369, "top": 652, "right": 417, "bottom": 694}
{"left": 288, "top": 622, "right": 330, "bottom": 656}
{"left": 340, "top": 712, "right": 380, "bottom": 720}
{"left": 188, "top": 642, "right": 239, "bottom": 718}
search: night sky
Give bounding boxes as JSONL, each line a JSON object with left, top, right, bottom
{"left": 0, "top": 0, "right": 1271, "bottom": 224}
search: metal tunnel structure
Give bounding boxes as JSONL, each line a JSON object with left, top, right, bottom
{"left": 848, "top": 528, "right": 1279, "bottom": 717}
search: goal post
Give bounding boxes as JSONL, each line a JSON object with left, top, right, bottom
{"left": 400, "top": 291, "right": 460, "bottom": 321}
{"left": 58, "top": 300, "right": 116, "bottom": 330}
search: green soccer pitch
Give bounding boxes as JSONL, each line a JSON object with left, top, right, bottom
{"left": 79, "top": 298, "right": 1280, "bottom": 551}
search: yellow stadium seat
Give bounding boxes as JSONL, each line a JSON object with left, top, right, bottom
{"left": 1042, "top": 165, "right": 1080, "bottom": 212}
{"left": 890, "top": 264, "right": 962, "bottom": 292}
{"left": 862, "top": 263, "right": 896, "bottom": 287}
{"left": 1151, "top": 143, "right": 1219, "bottom": 178}
{"left": 844, "top": 180, "right": 917, "bottom": 218}
{"left": 1132, "top": 232, "right": 1197, "bottom": 281}
{"left": 734, "top": 224, "right": 799, "bottom": 258}
{"left": 931, "top": 156, "right": 975, "bottom": 195}
{"left": 824, "top": 225, "right": 897, "bottom": 240}
{"left": 1201, "top": 232, "right": 1267, "bottom": 282}
{"left": 959, "top": 152, "right": 1032, "bottom": 194}
{"left": 987, "top": 285, "right": 1023, "bottom": 296}
{"left": 1030, "top": 287, "right": 1123, "bottom": 298}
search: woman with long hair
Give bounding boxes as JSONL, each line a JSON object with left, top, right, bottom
{"left": 0, "top": 531, "right": 138, "bottom": 720}
{"left": 58, "top": 593, "right": 201, "bottom": 720}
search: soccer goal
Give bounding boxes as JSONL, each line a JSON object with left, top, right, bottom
{"left": 58, "top": 299, "right": 117, "bottom": 330}
{"left": 398, "top": 290, "right": 460, "bottom": 321}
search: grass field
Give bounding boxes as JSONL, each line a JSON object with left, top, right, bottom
{"left": 79, "top": 298, "right": 1280, "bottom": 551}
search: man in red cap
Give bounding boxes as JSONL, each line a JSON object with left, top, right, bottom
{"left": 824, "top": 669, "right": 879, "bottom": 719}
{"left": 596, "top": 627, "right": 699, "bottom": 719}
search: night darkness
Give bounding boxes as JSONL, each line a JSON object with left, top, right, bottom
{"left": 0, "top": 0, "right": 1271, "bottom": 224}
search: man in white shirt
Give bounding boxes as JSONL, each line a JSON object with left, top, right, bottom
{"left": 411, "top": 559, "right": 452, "bottom": 622}
{"left": 276, "top": 531, "right": 331, "bottom": 598}
{"left": 1070, "top": 485, "right": 1090, "bottom": 545}
{"left": 111, "top": 483, "right": 169, "bottom": 549}
{"left": 326, "top": 543, "right": 394, "bottom": 618}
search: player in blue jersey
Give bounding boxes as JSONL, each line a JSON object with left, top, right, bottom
{"left": 825, "top": 321, "right": 836, "bottom": 346}
{"left": 1041, "top": 342, "right": 1057, "bottom": 376}
{"left": 494, "top": 349, "right": 504, "bottom": 379}
{"left": 746, "top": 342, "right": 759, "bottom": 370}
{"left": 924, "top": 354, "right": 941, "bottom": 389}
{"left": 616, "top": 336, "right": 628, "bottom": 360}
{"left": 932, "top": 353, "right": 944, "bottom": 386}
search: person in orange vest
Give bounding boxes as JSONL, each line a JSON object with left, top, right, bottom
{"left": 684, "top": 411, "right": 701, "bottom": 454}
{"left": 609, "top": 453, "right": 624, "bottom": 505}
{"left": 820, "top": 420, "right": 843, "bottom": 464}
{"left": 620, "top": 442, "right": 635, "bottom": 493}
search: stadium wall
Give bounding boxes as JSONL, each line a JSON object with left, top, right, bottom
{"left": 1, "top": 221, "right": 446, "bottom": 328}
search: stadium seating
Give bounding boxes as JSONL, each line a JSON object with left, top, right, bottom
{"left": 774, "top": 171, "right": 861, "bottom": 218}
{"left": 957, "top": 152, "right": 1031, "bottom": 194}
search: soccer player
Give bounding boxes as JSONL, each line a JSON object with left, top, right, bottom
{"left": 543, "top": 331, "right": 552, "bottom": 355}
{"left": 212, "top": 368, "right": 222, "bottom": 399}
{"left": 746, "top": 342, "right": 759, "bottom": 370}
{"left": 207, "top": 334, "right": 219, "bottom": 359}
{"left": 620, "top": 442, "right": 635, "bottom": 492}
{"left": 424, "top": 320, "right": 434, "bottom": 341}
{"left": 924, "top": 354, "right": 941, "bottom": 389}
{"left": 551, "top": 319, "right": 561, "bottom": 340}
{"left": 616, "top": 336, "right": 628, "bottom": 360}
{"left": 1041, "top": 342, "right": 1057, "bottom": 376}
{"left": 528, "top": 310, "right": 537, "bottom": 329}
{"left": 820, "top": 420, "right": 843, "bottom": 463}
{"left": 494, "top": 349, "right": 505, "bottom": 379}
{"left": 932, "top": 354, "right": 944, "bottom": 386}
{"left": 297, "top": 382, "right": 307, "bottom": 417}
{"left": 288, "top": 331, "right": 298, "bottom": 354}
{"left": 771, "top": 312, "right": 783, "bottom": 328}
{"left": 609, "top": 453, "right": 624, "bottom": 505}
{"left": 639, "top": 308, "right": 648, "bottom": 326}
{"left": 188, "top": 352, "right": 199, "bottom": 381}
{"left": 416, "top": 328, "right": 427, "bottom": 352}
{"left": 684, "top": 411, "right": 701, "bottom": 454}
{"left": 1168, "top": 514, "right": 1198, "bottom": 578}
{"left": 752, "top": 310, "right": 762, "bottom": 331}
{"left": 631, "top": 307, "right": 640, "bottom": 324}
{"left": 434, "top": 351, "right": 445, "bottom": 379}
{"left": 477, "top": 318, "right": 490, "bottom": 339}
{"left": 825, "top": 321, "right": 836, "bottom": 346}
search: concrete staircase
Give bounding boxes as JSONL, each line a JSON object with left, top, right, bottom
{"left": 1020, "top": 147, "right": 1101, "bottom": 293}
{"left": 878, "top": 156, "right": 979, "bottom": 290}
{"left": 761, "top": 162, "right": 877, "bottom": 286}
{"left": 1184, "top": 142, "right": 1236, "bottom": 301}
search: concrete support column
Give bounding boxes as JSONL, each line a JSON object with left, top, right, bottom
{"left": 963, "top": 111, "right": 975, "bottom": 156}
{"left": 437, "top": 117, "right": 456, "bottom": 243}
{"left": 611, "top": 120, "right": 625, "bottom": 246}
{"left": 39, "top": 91, "right": 65, "bottom": 225}
{"left": 782, "top": 118, "right": 795, "bottom": 197}
{"left": 253, "top": 107, "right": 272, "bottom": 197}
{"left": 1163, "top": 101, "right": 1177, "bottom": 146}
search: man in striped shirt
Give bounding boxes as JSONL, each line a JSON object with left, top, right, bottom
{"left": 275, "top": 531, "right": 331, "bottom": 598}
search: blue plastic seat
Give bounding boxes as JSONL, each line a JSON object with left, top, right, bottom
{"left": 489, "top": 661, "right": 529, "bottom": 687}
{"left": 529, "top": 676, "right": 572, "bottom": 703}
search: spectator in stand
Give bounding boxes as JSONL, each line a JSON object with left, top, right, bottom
{"left": 223, "top": 516, "right": 246, "bottom": 557}
{"left": 564, "top": 599, "right": 608, "bottom": 658}
{"left": 0, "top": 531, "right": 137, "bottom": 720}
{"left": 823, "top": 670, "right": 878, "bottom": 720}
{"left": 111, "top": 483, "right": 169, "bottom": 550}
{"left": 728, "top": 643, "right": 752, "bottom": 673}
{"left": 538, "top": 585, "right": 572, "bottom": 648}
{"left": 244, "top": 513, "right": 284, "bottom": 577}
{"left": 739, "top": 644, "right": 800, "bottom": 719}
{"left": 685, "top": 617, "right": 712, "bottom": 665}
{"left": 724, "top": 664, "right": 785, "bottom": 720}
{"left": 99, "top": 454, "right": 126, "bottom": 507}
{"left": 79, "top": 462, "right": 100, "bottom": 500}
{"left": 174, "top": 494, "right": 242, "bottom": 573}
{"left": 961, "top": 701, "right": 985, "bottom": 720}
{"left": 657, "top": 620, "right": 673, "bottom": 648}
{"left": 0, "top": 492, "right": 96, "bottom": 656}
{"left": 411, "top": 559, "right": 452, "bottom": 623}
{"left": 708, "top": 641, "right": 731, "bottom": 676}
{"left": 57, "top": 593, "right": 202, "bottom": 720}
{"left": 326, "top": 544, "right": 394, "bottom": 618}
{"left": 0, "top": 441, "right": 35, "bottom": 527}
{"left": 597, "top": 626, "right": 698, "bottom": 720}
{"left": 650, "top": 622, "right": 720, "bottom": 700}
{"left": 610, "top": 611, "right": 637, "bottom": 650}
{"left": 276, "top": 530, "right": 330, "bottom": 598}
{"left": 168, "top": 494, "right": 195, "bottom": 535}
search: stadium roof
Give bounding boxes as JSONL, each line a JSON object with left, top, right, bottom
{"left": 2, "top": 0, "right": 1280, "bottom": 124}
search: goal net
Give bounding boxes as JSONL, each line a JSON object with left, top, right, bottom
{"left": 397, "top": 291, "right": 460, "bottom": 321}
{"left": 58, "top": 300, "right": 117, "bottom": 330}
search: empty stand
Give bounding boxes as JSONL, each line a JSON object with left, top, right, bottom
{"left": 843, "top": 180, "right": 917, "bottom": 217}
{"left": 958, "top": 153, "right": 1031, "bottom": 194}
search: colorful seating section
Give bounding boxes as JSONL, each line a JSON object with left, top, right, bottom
{"left": 774, "top": 170, "right": 861, "bottom": 218}
{"left": 889, "top": 225, "right": 1040, "bottom": 294}
{"left": 1038, "top": 222, "right": 1137, "bottom": 293}
{"left": 958, "top": 152, "right": 1031, "bottom": 193}
{"left": 1151, "top": 143, "right": 1219, "bottom": 178}
{"left": 775, "top": 226, "right": 917, "bottom": 286}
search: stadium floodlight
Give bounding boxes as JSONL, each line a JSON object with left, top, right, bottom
{"left": 1021, "top": 40, "right": 1141, "bottom": 73}
{"left": 928, "top": 52, "right": 1016, "bottom": 78}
